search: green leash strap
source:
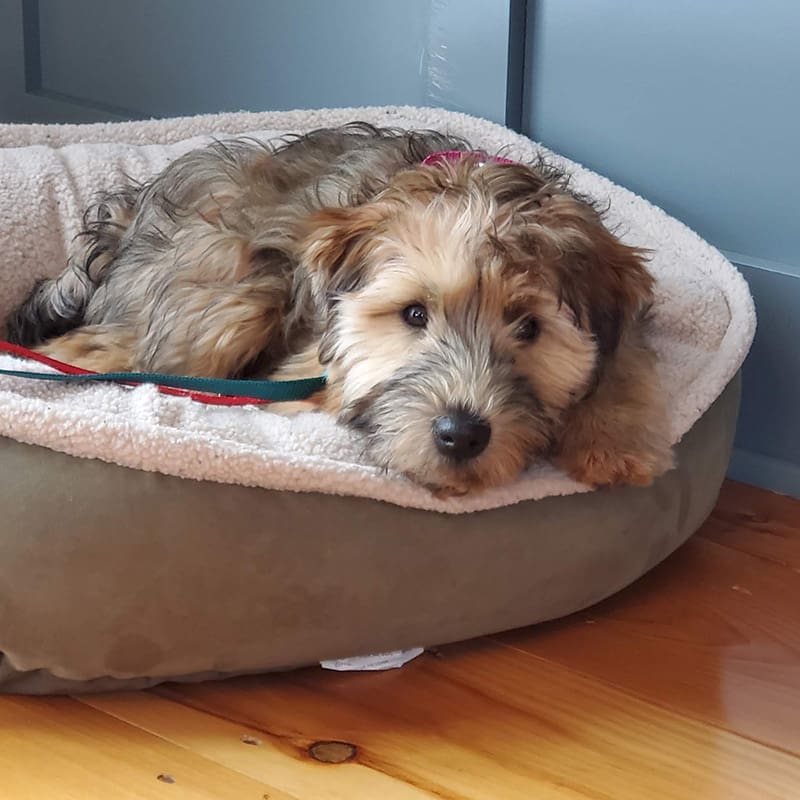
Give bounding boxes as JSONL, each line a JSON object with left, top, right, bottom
{"left": 0, "top": 341, "right": 327, "bottom": 404}
{"left": 0, "top": 366, "right": 327, "bottom": 402}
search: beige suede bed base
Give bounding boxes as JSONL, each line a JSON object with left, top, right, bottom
{"left": 0, "top": 376, "right": 739, "bottom": 694}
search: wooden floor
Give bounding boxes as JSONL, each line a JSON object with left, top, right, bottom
{"left": 2, "top": 480, "right": 799, "bottom": 799}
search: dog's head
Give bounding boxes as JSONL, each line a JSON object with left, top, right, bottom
{"left": 300, "top": 159, "right": 653, "bottom": 495}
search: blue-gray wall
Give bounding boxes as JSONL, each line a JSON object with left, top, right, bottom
{"left": 524, "top": 0, "right": 800, "bottom": 497}
{"left": 3, "top": 0, "right": 513, "bottom": 125}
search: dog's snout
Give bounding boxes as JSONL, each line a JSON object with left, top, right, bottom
{"left": 433, "top": 411, "right": 491, "bottom": 461}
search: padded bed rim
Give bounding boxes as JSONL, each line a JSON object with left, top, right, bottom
{"left": 0, "top": 375, "right": 740, "bottom": 694}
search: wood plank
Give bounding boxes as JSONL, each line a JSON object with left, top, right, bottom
{"left": 0, "top": 695, "right": 290, "bottom": 800}
{"left": 157, "top": 639, "right": 800, "bottom": 800}
{"left": 81, "top": 692, "right": 435, "bottom": 800}
{"left": 149, "top": 669, "right": 586, "bottom": 800}
{"left": 701, "top": 480, "right": 800, "bottom": 570}
{"left": 494, "top": 534, "right": 800, "bottom": 755}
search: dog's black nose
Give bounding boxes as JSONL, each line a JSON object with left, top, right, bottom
{"left": 432, "top": 411, "right": 491, "bottom": 461}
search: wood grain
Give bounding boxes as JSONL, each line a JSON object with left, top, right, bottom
{"left": 0, "top": 480, "right": 798, "bottom": 800}
{"left": 0, "top": 695, "right": 289, "bottom": 800}
{"left": 81, "top": 691, "right": 434, "bottom": 800}
{"left": 155, "top": 641, "right": 800, "bottom": 800}
{"left": 494, "top": 489, "right": 800, "bottom": 756}
{"left": 701, "top": 480, "right": 800, "bottom": 570}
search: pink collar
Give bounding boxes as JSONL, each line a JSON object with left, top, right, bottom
{"left": 422, "top": 150, "right": 515, "bottom": 167}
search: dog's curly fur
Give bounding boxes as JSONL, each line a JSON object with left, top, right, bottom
{"left": 8, "top": 122, "right": 673, "bottom": 495}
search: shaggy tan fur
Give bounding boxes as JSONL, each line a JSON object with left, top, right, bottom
{"left": 8, "top": 124, "right": 672, "bottom": 495}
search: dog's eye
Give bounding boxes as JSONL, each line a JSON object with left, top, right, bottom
{"left": 402, "top": 304, "right": 428, "bottom": 329}
{"left": 514, "top": 316, "right": 540, "bottom": 342}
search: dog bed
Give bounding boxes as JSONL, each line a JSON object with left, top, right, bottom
{"left": 0, "top": 106, "right": 754, "bottom": 693}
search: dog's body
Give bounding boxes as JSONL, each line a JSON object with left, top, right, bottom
{"left": 8, "top": 123, "right": 673, "bottom": 495}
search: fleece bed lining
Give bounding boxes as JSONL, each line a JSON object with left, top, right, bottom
{"left": 0, "top": 106, "right": 756, "bottom": 513}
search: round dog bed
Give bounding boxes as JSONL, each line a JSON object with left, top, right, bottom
{"left": 0, "top": 107, "right": 754, "bottom": 693}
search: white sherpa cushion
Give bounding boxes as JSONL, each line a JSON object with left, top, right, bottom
{"left": 0, "top": 106, "right": 755, "bottom": 513}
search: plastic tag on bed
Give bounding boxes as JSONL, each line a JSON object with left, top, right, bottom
{"left": 319, "top": 647, "right": 424, "bottom": 672}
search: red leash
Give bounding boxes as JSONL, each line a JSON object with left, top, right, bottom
{"left": 0, "top": 340, "right": 271, "bottom": 406}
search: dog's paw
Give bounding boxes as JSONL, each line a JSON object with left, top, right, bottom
{"left": 559, "top": 447, "right": 672, "bottom": 489}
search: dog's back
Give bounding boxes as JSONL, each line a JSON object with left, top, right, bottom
{"left": 7, "top": 124, "right": 467, "bottom": 366}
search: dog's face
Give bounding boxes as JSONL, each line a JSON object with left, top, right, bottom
{"left": 302, "top": 160, "right": 652, "bottom": 495}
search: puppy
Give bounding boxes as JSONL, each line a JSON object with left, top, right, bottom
{"left": 7, "top": 123, "right": 672, "bottom": 496}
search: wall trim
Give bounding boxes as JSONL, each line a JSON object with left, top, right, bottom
{"left": 723, "top": 249, "right": 800, "bottom": 280}
{"left": 724, "top": 262, "right": 800, "bottom": 498}
{"left": 21, "top": 0, "right": 41, "bottom": 92}
{"left": 728, "top": 448, "right": 800, "bottom": 500}
{"left": 504, "top": 0, "right": 528, "bottom": 131}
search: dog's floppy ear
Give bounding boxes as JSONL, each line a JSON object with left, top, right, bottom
{"left": 484, "top": 162, "right": 653, "bottom": 357}
{"left": 514, "top": 190, "right": 653, "bottom": 357}
{"left": 566, "top": 226, "right": 653, "bottom": 357}
{"left": 300, "top": 204, "right": 385, "bottom": 304}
